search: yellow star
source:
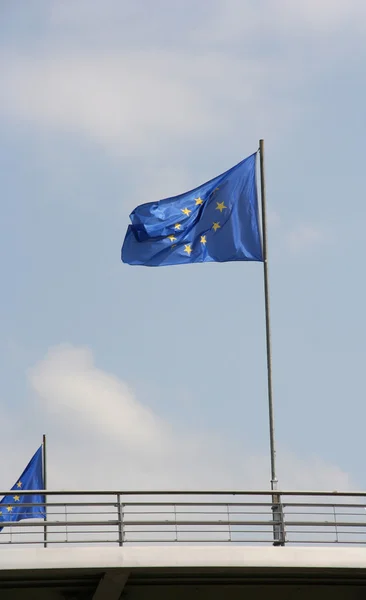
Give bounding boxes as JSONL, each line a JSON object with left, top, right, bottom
{"left": 7, "top": 506, "right": 13, "bottom": 512}
{"left": 13, "top": 495, "right": 20, "bottom": 502}
{"left": 212, "top": 222, "right": 221, "bottom": 232}
{"left": 181, "top": 208, "right": 191, "bottom": 216}
{"left": 167, "top": 235, "right": 177, "bottom": 242}
{"left": 174, "top": 223, "right": 182, "bottom": 230}
{"left": 200, "top": 235, "right": 207, "bottom": 245}
{"left": 16, "top": 481, "right": 22, "bottom": 488}
{"left": 184, "top": 244, "right": 192, "bottom": 255}
{"left": 216, "top": 201, "right": 227, "bottom": 212}
{"left": 195, "top": 197, "right": 204, "bottom": 205}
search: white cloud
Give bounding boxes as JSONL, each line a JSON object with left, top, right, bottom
{"left": 26, "top": 344, "right": 352, "bottom": 492}
{"left": 0, "top": 0, "right": 364, "bottom": 176}
{"left": 6, "top": 0, "right": 366, "bottom": 157}
{"left": 276, "top": 0, "right": 366, "bottom": 32}
{"left": 29, "top": 344, "right": 169, "bottom": 457}
{"left": 0, "top": 50, "right": 274, "bottom": 156}
{"left": 206, "top": 0, "right": 366, "bottom": 39}
{"left": 48, "top": 0, "right": 366, "bottom": 39}
{"left": 0, "top": 54, "right": 205, "bottom": 149}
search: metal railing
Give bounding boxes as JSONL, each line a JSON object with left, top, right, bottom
{"left": 1, "top": 490, "right": 366, "bottom": 547}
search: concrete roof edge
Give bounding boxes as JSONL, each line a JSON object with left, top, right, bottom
{"left": 1, "top": 546, "right": 366, "bottom": 573}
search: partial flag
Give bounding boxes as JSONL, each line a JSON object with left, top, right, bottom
{"left": 122, "top": 153, "right": 263, "bottom": 267}
{"left": 0, "top": 446, "right": 45, "bottom": 529}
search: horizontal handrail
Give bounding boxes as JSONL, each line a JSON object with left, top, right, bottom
{"left": 0, "top": 489, "right": 365, "bottom": 496}
{"left": 2, "top": 500, "right": 366, "bottom": 509}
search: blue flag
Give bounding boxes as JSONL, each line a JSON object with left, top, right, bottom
{"left": 0, "top": 446, "right": 45, "bottom": 529}
{"left": 122, "top": 153, "right": 263, "bottom": 266}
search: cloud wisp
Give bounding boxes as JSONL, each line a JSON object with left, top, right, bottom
{"left": 28, "top": 344, "right": 353, "bottom": 491}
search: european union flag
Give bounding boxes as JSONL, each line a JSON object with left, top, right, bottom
{"left": 122, "top": 153, "right": 263, "bottom": 266}
{"left": 0, "top": 446, "right": 45, "bottom": 530}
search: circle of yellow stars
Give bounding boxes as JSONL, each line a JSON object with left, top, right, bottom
{"left": 0, "top": 481, "right": 22, "bottom": 518}
{"left": 165, "top": 189, "right": 227, "bottom": 257}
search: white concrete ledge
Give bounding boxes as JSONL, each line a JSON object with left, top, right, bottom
{"left": 0, "top": 546, "right": 366, "bottom": 573}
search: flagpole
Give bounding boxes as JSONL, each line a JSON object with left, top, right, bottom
{"left": 259, "top": 139, "right": 285, "bottom": 546}
{"left": 42, "top": 434, "right": 47, "bottom": 548}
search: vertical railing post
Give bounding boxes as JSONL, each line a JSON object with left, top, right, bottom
{"left": 333, "top": 505, "right": 339, "bottom": 543}
{"left": 174, "top": 504, "right": 178, "bottom": 542}
{"left": 272, "top": 496, "right": 286, "bottom": 546}
{"left": 117, "top": 493, "right": 123, "bottom": 546}
{"left": 227, "top": 504, "right": 232, "bottom": 543}
{"left": 65, "top": 504, "right": 69, "bottom": 543}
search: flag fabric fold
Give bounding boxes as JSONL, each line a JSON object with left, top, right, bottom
{"left": 122, "top": 153, "right": 263, "bottom": 267}
{"left": 0, "top": 446, "right": 45, "bottom": 529}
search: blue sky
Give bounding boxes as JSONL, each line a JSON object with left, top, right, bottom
{"left": 0, "top": 0, "right": 365, "bottom": 490}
